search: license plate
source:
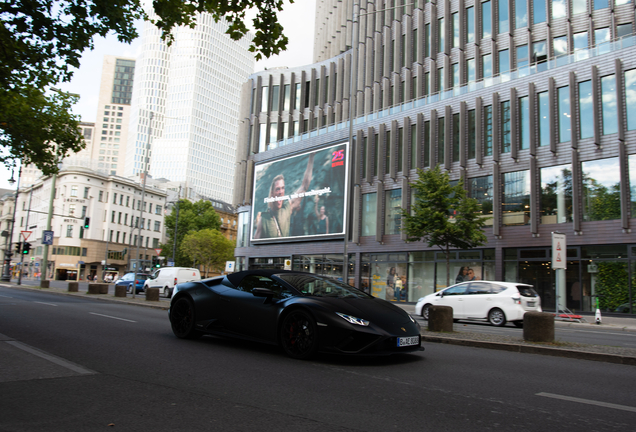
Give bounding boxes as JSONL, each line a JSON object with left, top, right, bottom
{"left": 527, "top": 302, "right": 536, "bottom": 307}
{"left": 397, "top": 336, "right": 419, "bottom": 347}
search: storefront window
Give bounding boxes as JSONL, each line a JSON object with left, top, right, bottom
{"left": 468, "top": 175, "right": 494, "bottom": 226}
{"left": 361, "top": 193, "right": 377, "bottom": 236}
{"left": 502, "top": 170, "right": 531, "bottom": 225}
{"left": 582, "top": 158, "right": 621, "bottom": 221}
{"left": 385, "top": 189, "right": 402, "bottom": 235}
{"left": 540, "top": 164, "right": 573, "bottom": 224}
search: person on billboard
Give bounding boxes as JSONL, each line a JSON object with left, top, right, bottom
{"left": 254, "top": 154, "right": 315, "bottom": 239}
{"left": 314, "top": 195, "right": 329, "bottom": 234}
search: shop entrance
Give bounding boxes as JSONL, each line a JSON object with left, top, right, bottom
{"left": 518, "top": 260, "right": 581, "bottom": 312}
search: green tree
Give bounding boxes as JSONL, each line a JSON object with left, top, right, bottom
{"left": 400, "top": 166, "right": 489, "bottom": 287}
{"left": 160, "top": 199, "right": 222, "bottom": 266}
{"left": 1, "top": 0, "right": 290, "bottom": 171}
{"left": 180, "top": 229, "right": 235, "bottom": 275}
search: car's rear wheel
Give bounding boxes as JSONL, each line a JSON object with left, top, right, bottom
{"left": 421, "top": 304, "right": 431, "bottom": 320}
{"left": 170, "top": 297, "right": 201, "bottom": 339}
{"left": 163, "top": 287, "right": 171, "bottom": 298}
{"left": 488, "top": 308, "right": 507, "bottom": 327}
{"left": 280, "top": 310, "right": 318, "bottom": 360}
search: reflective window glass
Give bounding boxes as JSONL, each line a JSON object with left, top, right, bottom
{"left": 579, "top": 80, "right": 594, "bottom": 139}
{"left": 582, "top": 158, "right": 621, "bottom": 221}
{"left": 558, "top": 86, "right": 571, "bottom": 143}
{"left": 482, "top": 1, "right": 492, "bottom": 39}
{"left": 601, "top": 75, "right": 618, "bottom": 135}
{"left": 515, "top": 0, "right": 527, "bottom": 29}
{"left": 502, "top": 170, "right": 531, "bottom": 226}
{"left": 540, "top": 164, "right": 573, "bottom": 224}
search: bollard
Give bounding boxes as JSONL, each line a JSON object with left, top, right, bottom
{"left": 98, "top": 283, "right": 109, "bottom": 295}
{"left": 114, "top": 285, "right": 127, "bottom": 298}
{"left": 523, "top": 311, "right": 555, "bottom": 342}
{"left": 146, "top": 287, "right": 160, "bottom": 301}
{"left": 40, "top": 280, "right": 50, "bottom": 288}
{"left": 428, "top": 305, "right": 454, "bottom": 332}
{"left": 68, "top": 282, "right": 79, "bottom": 292}
{"left": 87, "top": 284, "right": 101, "bottom": 294}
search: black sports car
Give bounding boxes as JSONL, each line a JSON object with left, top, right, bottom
{"left": 168, "top": 270, "right": 423, "bottom": 359}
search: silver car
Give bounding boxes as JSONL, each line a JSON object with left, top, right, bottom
{"left": 414, "top": 281, "right": 542, "bottom": 327}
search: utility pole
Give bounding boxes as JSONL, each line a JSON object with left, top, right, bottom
{"left": 2, "top": 165, "right": 21, "bottom": 282}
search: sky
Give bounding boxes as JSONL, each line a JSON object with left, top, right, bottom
{"left": 0, "top": 0, "right": 317, "bottom": 190}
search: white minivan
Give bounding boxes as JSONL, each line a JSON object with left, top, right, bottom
{"left": 143, "top": 267, "right": 201, "bottom": 298}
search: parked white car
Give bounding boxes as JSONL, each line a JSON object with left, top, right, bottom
{"left": 143, "top": 267, "right": 201, "bottom": 298}
{"left": 414, "top": 281, "right": 542, "bottom": 327}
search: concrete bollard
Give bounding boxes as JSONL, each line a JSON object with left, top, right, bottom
{"left": 87, "top": 284, "right": 101, "bottom": 294}
{"left": 428, "top": 305, "right": 454, "bottom": 332}
{"left": 114, "top": 285, "right": 127, "bottom": 298}
{"left": 98, "top": 283, "right": 109, "bottom": 295}
{"left": 68, "top": 282, "right": 79, "bottom": 292}
{"left": 40, "top": 280, "right": 50, "bottom": 288}
{"left": 523, "top": 311, "right": 555, "bottom": 343}
{"left": 146, "top": 287, "right": 160, "bottom": 301}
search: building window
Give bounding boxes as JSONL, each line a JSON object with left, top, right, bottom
{"left": 468, "top": 176, "right": 494, "bottom": 226}
{"left": 81, "top": 206, "right": 87, "bottom": 218}
{"left": 519, "top": 96, "right": 529, "bottom": 150}
{"left": 69, "top": 204, "right": 76, "bottom": 216}
{"left": 554, "top": 35, "right": 568, "bottom": 60}
{"left": 595, "top": 27, "right": 611, "bottom": 54}
{"left": 582, "top": 158, "right": 621, "bottom": 221}
{"left": 515, "top": 0, "right": 527, "bottom": 29}
{"left": 601, "top": 75, "right": 617, "bottom": 135}
{"left": 385, "top": 189, "right": 402, "bottom": 235}
{"left": 467, "top": 58, "right": 476, "bottom": 83}
{"left": 532, "top": 40, "right": 547, "bottom": 70}
{"left": 538, "top": 91, "right": 550, "bottom": 146}
{"left": 84, "top": 187, "right": 89, "bottom": 198}
{"left": 410, "top": 126, "right": 416, "bottom": 170}
{"left": 271, "top": 85, "right": 280, "bottom": 112}
{"left": 625, "top": 70, "right": 636, "bottom": 131}
{"left": 552, "top": 0, "right": 567, "bottom": 19}
{"left": 154, "top": 221, "right": 161, "bottom": 231}
{"left": 482, "top": 1, "right": 492, "bottom": 40}
{"left": 260, "top": 86, "right": 269, "bottom": 112}
{"left": 572, "top": 0, "right": 586, "bottom": 14}
{"left": 66, "top": 225, "right": 73, "bottom": 238}
{"left": 573, "top": 31, "right": 589, "bottom": 59}
{"left": 502, "top": 170, "right": 531, "bottom": 226}
{"left": 452, "top": 13, "right": 460, "bottom": 48}
{"left": 484, "top": 105, "right": 493, "bottom": 156}
{"left": 629, "top": 154, "right": 636, "bottom": 216}
{"left": 501, "top": 101, "right": 511, "bottom": 152}
{"left": 498, "top": 0, "right": 509, "bottom": 34}
{"left": 558, "top": 86, "right": 571, "bottom": 143}
{"left": 70, "top": 186, "right": 78, "bottom": 197}
{"left": 482, "top": 54, "right": 492, "bottom": 78}
{"left": 438, "top": 17, "right": 445, "bottom": 53}
{"left": 423, "top": 121, "right": 430, "bottom": 167}
{"left": 540, "top": 164, "right": 573, "bottom": 224}
{"left": 155, "top": 205, "right": 162, "bottom": 215}
{"left": 466, "top": 6, "right": 475, "bottom": 44}
{"left": 594, "top": 0, "right": 609, "bottom": 9}
{"left": 361, "top": 193, "right": 378, "bottom": 236}
{"left": 516, "top": 44, "right": 529, "bottom": 70}
{"left": 579, "top": 80, "right": 594, "bottom": 138}
{"left": 498, "top": 49, "right": 510, "bottom": 74}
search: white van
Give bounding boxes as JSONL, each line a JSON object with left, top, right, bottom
{"left": 143, "top": 267, "right": 201, "bottom": 298}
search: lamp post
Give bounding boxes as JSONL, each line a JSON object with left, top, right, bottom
{"left": 2, "top": 165, "right": 21, "bottom": 281}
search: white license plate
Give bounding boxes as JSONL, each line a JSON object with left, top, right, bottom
{"left": 527, "top": 302, "right": 536, "bottom": 307}
{"left": 397, "top": 336, "right": 419, "bottom": 347}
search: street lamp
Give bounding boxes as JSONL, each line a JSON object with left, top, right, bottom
{"left": 2, "top": 165, "right": 21, "bottom": 281}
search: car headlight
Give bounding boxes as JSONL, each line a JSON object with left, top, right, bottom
{"left": 336, "top": 312, "right": 370, "bottom": 326}
{"left": 408, "top": 314, "right": 416, "bottom": 323}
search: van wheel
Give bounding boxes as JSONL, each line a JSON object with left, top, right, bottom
{"left": 164, "top": 287, "right": 171, "bottom": 298}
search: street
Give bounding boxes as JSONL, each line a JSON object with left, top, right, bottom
{"left": 1, "top": 286, "right": 635, "bottom": 431}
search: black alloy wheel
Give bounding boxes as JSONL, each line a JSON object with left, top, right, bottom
{"left": 170, "top": 297, "right": 201, "bottom": 339}
{"left": 280, "top": 310, "right": 318, "bottom": 360}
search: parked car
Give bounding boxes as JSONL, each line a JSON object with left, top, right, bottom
{"left": 115, "top": 272, "right": 150, "bottom": 294}
{"left": 615, "top": 302, "right": 636, "bottom": 313}
{"left": 168, "top": 270, "right": 422, "bottom": 359}
{"left": 144, "top": 267, "right": 201, "bottom": 298}
{"left": 414, "top": 281, "right": 542, "bottom": 327}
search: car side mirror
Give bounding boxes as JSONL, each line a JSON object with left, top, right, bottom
{"left": 252, "top": 287, "right": 276, "bottom": 298}
{"left": 439, "top": 291, "right": 444, "bottom": 297}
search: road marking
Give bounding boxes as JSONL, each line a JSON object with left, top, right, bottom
{"left": 34, "top": 301, "right": 58, "bottom": 307}
{"left": 89, "top": 312, "right": 136, "bottom": 323}
{"left": 6, "top": 340, "right": 96, "bottom": 375}
{"left": 0, "top": 294, "right": 13, "bottom": 298}
{"left": 537, "top": 392, "right": 636, "bottom": 413}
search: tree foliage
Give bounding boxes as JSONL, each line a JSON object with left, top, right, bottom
{"left": 160, "top": 199, "right": 222, "bottom": 266}
{"left": 1, "top": 0, "right": 290, "bottom": 171}
{"left": 596, "top": 262, "right": 630, "bottom": 311}
{"left": 180, "top": 228, "right": 235, "bottom": 274}
{"left": 400, "top": 166, "right": 489, "bottom": 287}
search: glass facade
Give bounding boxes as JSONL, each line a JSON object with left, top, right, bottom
{"left": 540, "top": 164, "right": 573, "bottom": 224}
{"left": 582, "top": 158, "right": 621, "bottom": 222}
{"left": 502, "top": 171, "right": 530, "bottom": 226}
{"left": 112, "top": 59, "right": 135, "bottom": 105}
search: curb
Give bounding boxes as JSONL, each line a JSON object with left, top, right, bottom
{"left": 421, "top": 334, "right": 636, "bottom": 366}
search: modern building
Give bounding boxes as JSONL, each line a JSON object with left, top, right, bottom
{"left": 9, "top": 166, "right": 167, "bottom": 280}
{"left": 233, "top": 0, "right": 636, "bottom": 315}
{"left": 126, "top": 13, "right": 255, "bottom": 203}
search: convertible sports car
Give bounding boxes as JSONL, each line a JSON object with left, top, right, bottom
{"left": 168, "top": 269, "right": 423, "bottom": 359}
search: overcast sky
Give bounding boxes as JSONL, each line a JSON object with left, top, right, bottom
{"left": 0, "top": 0, "right": 316, "bottom": 190}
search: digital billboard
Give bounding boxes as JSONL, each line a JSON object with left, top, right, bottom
{"left": 251, "top": 142, "right": 349, "bottom": 242}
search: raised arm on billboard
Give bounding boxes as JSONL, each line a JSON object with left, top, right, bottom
{"left": 290, "top": 153, "right": 315, "bottom": 212}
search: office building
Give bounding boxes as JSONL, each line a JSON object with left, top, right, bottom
{"left": 233, "top": 0, "right": 636, "bottom": 315}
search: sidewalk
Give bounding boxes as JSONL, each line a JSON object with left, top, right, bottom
{"left": 3, "top": 281, "right": 636, "bottom": 365}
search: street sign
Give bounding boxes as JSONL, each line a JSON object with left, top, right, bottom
{"left": 42, "top": 230, "right": 54, "bottom": 245}
{"left": 155, "top": 248, "right": 162, "bottom": 255}
{"left": 552, "top": 232, "right": 566, "bottom": 270}
{"left": 284, "top": 259, "right": 292, "bottom": 270}
{"left": 225, "top": 261, "right": 235, "bottom": 272}
{"left": 21, "top": 231, "right": 32, "bottom": 241}
{"left": 167, "top": 260, "right": 174, "bottom": 267}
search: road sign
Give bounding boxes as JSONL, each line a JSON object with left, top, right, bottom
{"left": 42, "top": 230, "right": 54, "bottom": 245}
{"left": 21, "top": 231, "right": 32, "bottom": 241}
{"left": 155, "top": 248, "right": 162, "bottom": 255}
{"left": 225, "top": 261, "right": 235, "bottom": 272}
{"left": 552, "top": 232, "right": 566, "bottom": 270}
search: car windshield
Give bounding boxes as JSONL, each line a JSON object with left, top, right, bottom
{"left": 276, "top": 274, "right": 372, "bottom": 299}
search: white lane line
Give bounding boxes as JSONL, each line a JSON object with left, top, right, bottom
{"left": 6, "top": 341, "right": 96, "bottom": 375}
{"left": 537, "top": 392, "right": 636, "bottom": 413}
{"left": 0, "top": 294, "right": 13, "bottom": 298}
{"left": 89, "top": 312, "right": 136, "bottom": 323}
{"left": 34, "top": 301, "right": 58, "bottom": 307}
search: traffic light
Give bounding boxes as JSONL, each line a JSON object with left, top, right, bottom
{"left": 22, "top": 242, "right": 31, "bottom": 254}
{"left": 153, "top": 257, "right": 160, "bottom": 268}
{"left": 84, "top": 217, "right": 90, "bottom": 229}
{"left": 15, "top": 243, "right": 21, "bottom": 254}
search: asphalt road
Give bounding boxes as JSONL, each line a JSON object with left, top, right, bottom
{"left": 1, "top": 286, "right": 635, "bottom": 431}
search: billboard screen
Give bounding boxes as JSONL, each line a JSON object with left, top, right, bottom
{"left": 251, "top": 142, "right": 349, "bottom": 242}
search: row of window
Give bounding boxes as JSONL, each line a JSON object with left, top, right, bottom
{"left": 360, "top": 154, "right": 636, "bottom": 237}
{"left": 109, "top": 211, "right": 161, "bottom": 232}
{"left": 97, "top": 190, "right": 163, "bottom": 215}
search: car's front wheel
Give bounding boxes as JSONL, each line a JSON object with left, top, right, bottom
{"left": 126, "top": 285, "right": 132, "bottom": 294}
{"left": 488, "top": 308, "right": 507, "bottom": 327}
{"left": 280, "top": 310, "right": 318, "bottom": 360}
{"left": 421, "top": 304, "right": 431, "bottom": 320}
{"left": 170, "top": 297, "right": 201, "bottom": 339}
